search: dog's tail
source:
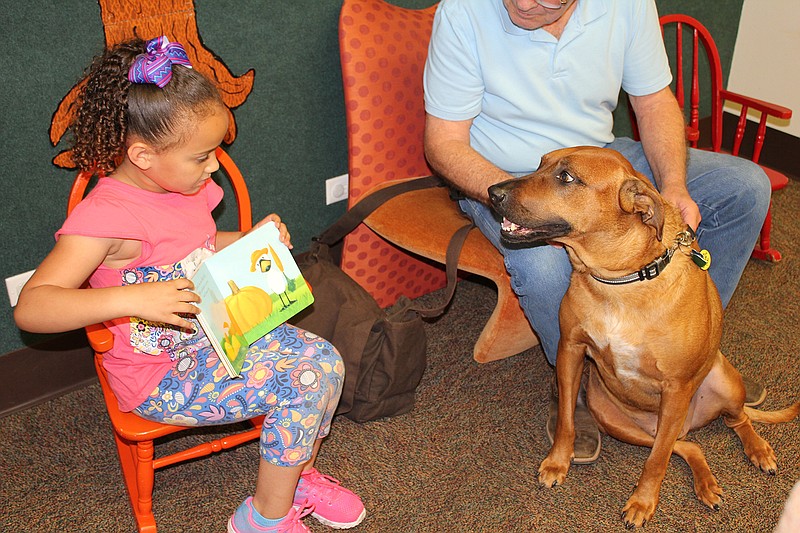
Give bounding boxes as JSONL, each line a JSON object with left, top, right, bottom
{"left": 745, "top": 402, "right": 800, "bottom": 424}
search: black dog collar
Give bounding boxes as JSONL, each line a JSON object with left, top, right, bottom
{"left": 591, "top": 247, "right": 675, "bottom": 285}
{"left": 591, "top": 227, "right": 709, "bottom": 285}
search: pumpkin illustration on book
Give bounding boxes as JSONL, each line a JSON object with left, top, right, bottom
{"left": 224, "top": 280, "right": 272, "bottom": 334}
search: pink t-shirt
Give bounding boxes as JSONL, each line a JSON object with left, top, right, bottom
{"left": 57, "top": 177, "right": 224, "bottom": 411}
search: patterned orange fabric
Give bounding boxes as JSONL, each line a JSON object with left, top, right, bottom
{"left": 339, "top": 0, "right": 443, "bottom": 307}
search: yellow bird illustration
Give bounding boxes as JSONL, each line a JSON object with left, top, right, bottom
{"left": 250, "top": 245, "right": 296, "bottom": 309}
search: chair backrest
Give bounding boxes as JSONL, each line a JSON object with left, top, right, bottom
{"left": 340, "top": 0, "right": 438, "bottom": 204}
{"left": 659, "top": 14, "right": 724, "bottom": 152}
{"left": 338, "top": 0, "right": 443, "bottom": 307}
{"left": 68, "top": 147, "right": 252, "bottom": 231}
{"left": 655, "top": 14, "right": 791, "bottom": 165}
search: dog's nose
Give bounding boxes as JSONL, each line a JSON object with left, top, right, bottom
{"left": 488, "top": 184, "right": 507, "bottom": 208}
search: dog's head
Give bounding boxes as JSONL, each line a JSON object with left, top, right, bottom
{"left": 489, "top": 146, "right": 666, "bottom": 250}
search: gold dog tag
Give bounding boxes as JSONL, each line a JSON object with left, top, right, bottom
{"left": 691, "top": 249, "right": 711, "bottom": 270}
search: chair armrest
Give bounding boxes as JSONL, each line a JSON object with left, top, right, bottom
{"left": 85, "top": 322, "right": 114, "bottom": 353}
{"left": 720, "top": 89, "right": 793, "bottom": 120}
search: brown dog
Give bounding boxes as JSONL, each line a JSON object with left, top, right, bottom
{"left": 488, "top": 146, "right": 799, "bottom": 528}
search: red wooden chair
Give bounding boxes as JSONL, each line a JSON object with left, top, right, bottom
{"left": 69, "top": 147, "right": 264, "bottom": 533}
{"left": 632, "top": 14, "right": 792, "bottom": 261}
{"left": 338, "top": 0, "right": 538, "bottom": 363}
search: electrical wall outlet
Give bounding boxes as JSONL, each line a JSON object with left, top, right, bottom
{"left": 325, "top": 173, "right": 349, "bottom": 205}
{"left": 6, "top": 269, "right": 35, "bottom": 307}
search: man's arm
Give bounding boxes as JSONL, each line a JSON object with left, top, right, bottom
{"left": 629, "top": 87, "right": 701, "bottom": 229}
{"left": 424, "top": 113, "right": 512, "bottom": 203}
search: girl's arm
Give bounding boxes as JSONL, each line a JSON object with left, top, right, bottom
{"left": 14, "top": 234, "right": 200, "bottom": 333}
{"left": 215, "top": 230, "right": 245, "bottom": 251}
{"left": 215, "top": 213, "right": 292, "bottom": 251}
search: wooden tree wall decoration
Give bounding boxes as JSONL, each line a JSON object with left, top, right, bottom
{"left": 49, "top": 0, "right": 254, "bottom": 168}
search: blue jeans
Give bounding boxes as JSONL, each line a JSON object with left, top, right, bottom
{"left": 459, "top": 137, "right": 771, "bottom": 365}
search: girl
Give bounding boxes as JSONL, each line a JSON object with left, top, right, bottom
{"left": 14, "top": 36, "right": 365, "bottom": 533}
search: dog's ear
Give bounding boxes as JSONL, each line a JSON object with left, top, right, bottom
{"left": 619, "top": 179, "right": 665, "bottom": 241}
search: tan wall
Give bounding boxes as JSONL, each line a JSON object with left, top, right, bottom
{"left": 728, "top": 0, "right": 799, "bottom": 137}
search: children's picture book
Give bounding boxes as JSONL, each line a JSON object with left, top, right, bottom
{"left": 181, "top": 222, "right": 314, "bottom": 378}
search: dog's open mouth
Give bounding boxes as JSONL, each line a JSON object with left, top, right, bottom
{"left": 501, "top": 218, "right": 536, "bottom": 237}
{"left": 500, "top": 217, "right": 571, "bottom": 244}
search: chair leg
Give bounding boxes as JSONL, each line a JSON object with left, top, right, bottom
{"left": 112, "top": 431, "right": 157, "bottom": 533}
{"left": 249, "top": 415, "right": 265, "bottom": 429}
{"left": 473, "top": 278, "right": 539, "bottom": 363}
{"left": 135, "top": 440, "right": 156, "bottom": 524}
{"left": 751, "top": 203, "right": 781, "bottom": 262}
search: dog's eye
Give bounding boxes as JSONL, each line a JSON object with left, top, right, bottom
{"left": 557, "top": 171, "right": 575, "bottom": 183}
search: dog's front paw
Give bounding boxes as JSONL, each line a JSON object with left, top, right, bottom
{"left": 693, "top": 472, "right": 724, "bottom": 511}
{"left": 621, "top": 493, "right": 657, "bottom": 529}
{"left": 538, "top": 454, "right": 571, "bottom": 488}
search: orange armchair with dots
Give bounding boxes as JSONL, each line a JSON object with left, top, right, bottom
{"left": 337, "top": 0, "right": 539, "bottom": 363}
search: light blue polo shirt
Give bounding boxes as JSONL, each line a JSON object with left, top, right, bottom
{"left": 423, "top": 0, "right": 672, "bottom": 173}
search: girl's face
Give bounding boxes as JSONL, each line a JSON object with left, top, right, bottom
{"left": 138, "top": 105, "right": 229, "bottom": 195}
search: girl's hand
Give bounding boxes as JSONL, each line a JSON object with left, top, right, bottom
{"left": 254, "top": 213, "right": 292, "bottom": 249}
{"left": 128, "top": 279, "right": 201, "bottom": 331}
{"left": 216, "top": 214, "right": 293, "bottom": 252}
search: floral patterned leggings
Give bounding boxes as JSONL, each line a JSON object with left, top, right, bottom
{"left": 134, "top": 323, "right": 344, "bottom": 467}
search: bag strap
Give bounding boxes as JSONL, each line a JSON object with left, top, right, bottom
{"left": 313, "top": 174, "right": 476, "bottom": 319}
{"left": 400, "top": 220, "right": 475, "bottom": 319}
{"left": 314, "top": 175, "right": 445, "bottom": 246}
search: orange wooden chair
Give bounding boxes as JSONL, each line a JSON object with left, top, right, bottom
{"left": 338, "top": 0, "right": 538, "bottom": 363}
{"left": 632, "top": 14, "right": 792, "bottom": 261}
{"left": 68, "top": 147, "right": 264, "bottom": 533}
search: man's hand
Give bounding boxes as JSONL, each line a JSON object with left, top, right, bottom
{"left": 660, "top": 184, "right": 702, "bottom": 230}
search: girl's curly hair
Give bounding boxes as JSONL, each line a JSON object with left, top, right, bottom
{"left": 71, "top": 38, "right": 224, "bottom": 173}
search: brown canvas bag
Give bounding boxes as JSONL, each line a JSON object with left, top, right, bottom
{"left": 291, "top": 177, "right": 472, "bottom": 422}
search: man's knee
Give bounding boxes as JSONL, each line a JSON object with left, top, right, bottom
{"left": 721, "top": 151, "right": 770, "bottom": 189}
{"left": 737, "top": 158, "right": 771, "bottom": 210}
{"left": 505, "top": 246, "right": 571, "bottom": 300}
{"left": 717, "top": 156, "right": 771, "bottom": 223}
{"left": 689, "top": 152, "right": 771, "bottom": 218}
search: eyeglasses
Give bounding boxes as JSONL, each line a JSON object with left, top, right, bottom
{"left": 536, "top": 0, "right": 569, "bottom": 9}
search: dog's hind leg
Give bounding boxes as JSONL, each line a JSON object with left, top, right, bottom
{"left": 724, "top": 411, "right": 778, "bottom": 475}
{"left": 709, "top": 354, "right": 781, "bottom": 474}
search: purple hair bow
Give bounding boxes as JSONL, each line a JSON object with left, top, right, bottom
{"left": 128, "top": 36, "right": 192, "bottom": 88}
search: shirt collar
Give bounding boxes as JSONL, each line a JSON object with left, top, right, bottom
{"left": 496, "top": 0, "right": 608, "bottom": 39}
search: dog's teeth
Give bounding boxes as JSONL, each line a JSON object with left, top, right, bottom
{"left": 502, "top": 218, "right": 519, "bottom": 231}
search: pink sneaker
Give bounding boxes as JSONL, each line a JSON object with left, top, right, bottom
{"left": 293, "top": 468, "right": 366, "bottom": 529}
{"left": 228, "top": 497, "right": 312, "bottom": 533}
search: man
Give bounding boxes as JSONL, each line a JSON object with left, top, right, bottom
{"left": 423, "top": 0, "right": 769, "bottom": 462}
